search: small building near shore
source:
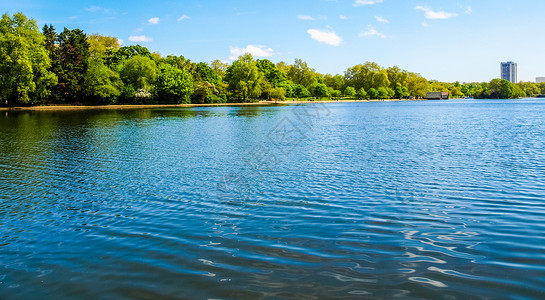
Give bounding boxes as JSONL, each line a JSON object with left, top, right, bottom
{"left": 425, "top": 92, "right": 449, "bottom": 100}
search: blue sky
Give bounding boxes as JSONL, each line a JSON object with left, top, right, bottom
{"left": 3, "top": 0, "right": 545, "bottom": 83}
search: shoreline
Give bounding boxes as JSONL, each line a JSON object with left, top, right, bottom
{"left": 0, "top": 98, "right": 427, "bottom": 111}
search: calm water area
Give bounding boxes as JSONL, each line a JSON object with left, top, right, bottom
{"left": 1, "top": 99, "right": 544, "bottom": 299}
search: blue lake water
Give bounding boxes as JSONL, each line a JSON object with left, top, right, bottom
{"left": 1, "top": 99, "right": 545, "bottom": 299}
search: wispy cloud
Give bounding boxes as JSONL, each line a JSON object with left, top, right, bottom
{"left": 359, "top": 26, "right": 386, "bottom": 38}
{"left": 354, "top": 0, "right": 383, "bottom": 6}
{"left": 177, "top": 14, "right": 190, "bottom": 21}
{"left": 459, "top": 5, "right": 472, "bottom": 14}
{"left": 339, "top": 15, "right": 348, "bottom": 20}
{"left": 148, "top": 17, "right": 159, "bottom": 25}
{"left": 307, "top": 28, "right": 342, "bottom": 46}
{"left": 415, "top": 6, "right": 458, "bottom": 19}
{"left": 229, "top": 45, "right": 275, "bottom": 60}
{"left": 375, "top": 16, "right": 388, "bottom": 23}
{"left": 297, "top": 14, "right": 314, "bottom": 21}
{"left": 129, "top": 35, "right": 153, "bottom": 42}
{"left": 85, "top": 6, "right": 114, "bottom": 14}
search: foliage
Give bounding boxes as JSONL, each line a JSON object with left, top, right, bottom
{"left": 0, "top": 13, "right": 57, "bottom": 104}
{"left": 224, "top": 54, "right": 262, "bottom": 101}
{"left": 287, "top": 58, "right": 317, "bottom": 88}
{"left": 107, "top": 45, "right": 152, "bottom": 66}
{"left": 292, "top": 84, "right": 310, "bottom": 98}
{"left": 88, "top": 33, "right": 120, "bottom": 57}
{"left": 155, "top": 63, "right": 194, "bottom": 104}
{"left": 48, "top": 27, "right": 90, "bottom": 101}
{"left": 367, "top": 88, "right": 379, "bottom": 99}
{"left": 120, "top": 55, "right": 157, "bottom": 91}
{"left": 311, "top": 83, "right": 329, "bottom": 98}
{"left": 475, "top": 79, "right": 524, "bottom": 99}
{"left": 269, "top": 87, "right": 286, "bottom": 101}
{"left": 356, "top": 88, "right": 367, "bottom": 99}
{"left": 257, "top": 59, "right": 288, "bottom": 87}
{"left": 83, "top": 57, "right": 122, "bottom": 104}
{"left": 195, "top": 62, "right": 220, "bottom": 85}
{"left": 3, "top": 12, "right": 534, "bottom": 106}
{"left": 344, "top": 86, "right": 356, "bottom": 97}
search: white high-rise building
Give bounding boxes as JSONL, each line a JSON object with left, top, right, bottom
{"left": 536, "top": 77, "right": 545, "bottom": 83}
{"left": 501, "top": 61, "right": 517, "bottom": 83}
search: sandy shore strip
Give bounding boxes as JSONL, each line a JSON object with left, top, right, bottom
{"left": 0, "top": 98, "right": 425, "bottom": 111}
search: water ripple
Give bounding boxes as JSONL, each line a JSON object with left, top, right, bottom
{"left": 1, "top": 101, "right": 545, "bottom": 299}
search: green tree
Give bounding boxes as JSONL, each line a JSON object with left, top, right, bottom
{"left": 373, "top": 70, "right": 390, "bottom": 89}
{"left": 387, "top": 66, "right": 409, "bottom": 91}
{"left": 224, "top": 54, "right": 262, "bottom": 101}
{"left": 367, "top": 88, "right": 379, "bottom": 99}
{"left": 195, "top": 62, "right": 220, "bottom": 85}
{"left": 287, "top": 58, "right": 318, "bottom": 88}
{"left": 395, "top": 85, "right": 409, "bottom": 98}
{"left": 120, "top": 55, "right": 157, "bottom": 100}
{"left": 518, "top": 82, "right": 540, "bottom": 97}
{"left": 377, "top": 87, "right": 390, "bottom": 99}
{"left": 344, "top": 62, "right": 381, "bottom": 91}
{"left": 0, "top": 13, "right": 57, "bottom": 104}
{"left": 406, "top": 73, "right": 429, "bottom": 98}
{"left": 83, "top": 57, "right": 122, "bottom": 104}
{"left": 344, "top": 86, "right": 356, "bottom": 97}
{"left": 49, "top": 27, "right": 90, "bottom": 101}
{"left": 155, "top": 63, "right": 193, "bottom": 104}
{"left": 356, "top": 87, "right": 367, "bottom": 99}
{"left": 88, "top": 33, "right": 120, "bottom": 57}
{"left": 330, "top": 89, "right": 342, "bottom": 99}
{"left": 449, "top": 86, "right": 464, "bottom": 98}
{"left": 269, "top": 87, "right": 286, "bottom": 101}
{"left": 292, "top": 84, "right": 310, "bottom": 98}
{"left": 310, "top": 83, "right": 329, "bottom": 98}
{"left": 257, "top": 59, "right": 288, "bottom": 87}
{"left": 324, "top": 74, "right": 345, "bottom": 91}
{"left": 210, "top": 59, "right": 229, "bottom": 78}
{"left": 107, "top": 44, "right": 152, "bottom": 66}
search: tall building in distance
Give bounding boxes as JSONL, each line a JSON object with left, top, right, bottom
{"left": 501, "top": 61, "right": 517, "bottom": 83}
{"left": 536, "top": 77, "right": 545, "bottom": 84}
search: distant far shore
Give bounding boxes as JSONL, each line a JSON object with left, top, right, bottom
{"left": 0, "top": 98, "right": 428, "bottom": 111}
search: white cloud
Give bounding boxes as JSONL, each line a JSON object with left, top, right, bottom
{"left": 375, "top": 16, "right": 388, "bottom": 23}
{"left": 415, "top": 6, "right": 458, "bottom": 19}
{"left": 129, "top": 35, "right": 153, "bottom": 42}
{"left": 85, "top": 6, "right": 114, "bottom": 14}
{"left": 359, "top": 26, "right": 386, "bottom": 38}
{"left": 148, "top": 17, "right": 159, "bottom": 24}
{"left": 461, "top": 5, "right": 472, "bottom": 14}
{"left": 297, "top": 14, "right": 314, "bottom": 21}
{"left": 422, "top": 21, "right": 430, "bottom": 27}
{"left": 178, "top": 15, "right": 190, "bottom": 21}
{"left": 117, "top": 39, "right": 124, "bottom": 46}
{"left": 307, "top": 28, "right": 343, "bottom": 46}
{"left": 353, "top": 0, "right": 383, "bottom": 6}
{"left": 339, "top": 14, "right": 348, "bottom": 20}
{"left": 229, "top": 45, "right": 275, "bottom": 60}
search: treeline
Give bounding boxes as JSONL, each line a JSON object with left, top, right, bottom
{"left": 1, "top": 13, "right": 543, "bottom": 106}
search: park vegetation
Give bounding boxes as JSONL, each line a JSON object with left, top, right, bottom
{"left": 1, "top": 12, "right": 544, "bottom": 106}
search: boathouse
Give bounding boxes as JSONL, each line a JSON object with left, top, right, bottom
{"left": 425, "top": 92, "right": 449, "bottom": 100}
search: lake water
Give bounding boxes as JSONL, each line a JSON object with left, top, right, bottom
{"left": 1, "top": 99, "right": 545, "bottom": 299}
